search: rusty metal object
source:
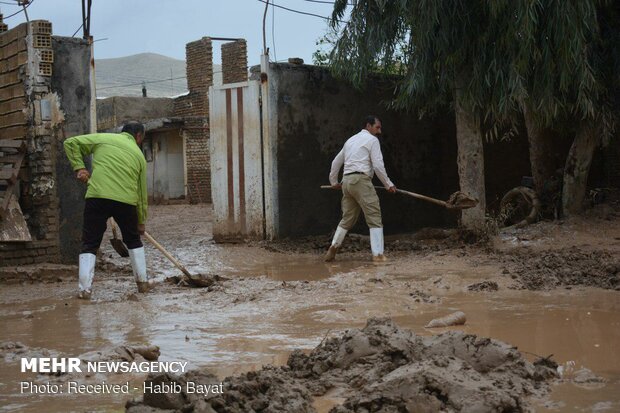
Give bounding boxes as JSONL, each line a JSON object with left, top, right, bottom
{"left": 500, "top": 186, "right": 541, "bottom": 228}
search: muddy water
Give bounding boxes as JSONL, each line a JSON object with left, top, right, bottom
{"left": 1, "top": 255, "right": 619, "bottom": 412}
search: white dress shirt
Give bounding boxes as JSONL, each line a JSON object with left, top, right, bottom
{"left": 329, "top": 129, "right": 394, "bottom": 189}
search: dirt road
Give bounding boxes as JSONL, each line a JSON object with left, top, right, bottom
{"left": 1, "top": 204, "right": 619, "bottom": 412}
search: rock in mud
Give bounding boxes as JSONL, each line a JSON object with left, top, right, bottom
{"left": 425, "top": 311, "right": 467, "bottom": 328}
{"left": 467, "top": 280, "right": 499, "bottom": 291}
{"left": 127, "top": 318, "right": 558, "bottom": 413}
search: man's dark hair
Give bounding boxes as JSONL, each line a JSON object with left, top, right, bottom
{"left": 121, "top": 121, "right": 145, "bottom": 139}
{"left": 365, "top": 115, "right": 380, "bottom": 127}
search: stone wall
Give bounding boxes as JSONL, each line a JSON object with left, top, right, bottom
{"left": 221, "top": 40, "right": 247, "bottom": 84}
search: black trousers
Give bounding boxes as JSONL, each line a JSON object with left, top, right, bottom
{"left": 82, "top": 198, "right": 142, "bottom": 254}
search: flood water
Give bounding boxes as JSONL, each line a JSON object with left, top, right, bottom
{"left": 1, "top": 258, "right": 619, "bottom": 413}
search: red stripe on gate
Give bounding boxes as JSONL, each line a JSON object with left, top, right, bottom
{"left": 237, "top": 88, "right": 246, "bottom": 233}
{"left": 226, "top": 89, "right": 234, "bottom": 224}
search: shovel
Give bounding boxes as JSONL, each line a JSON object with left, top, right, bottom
{"left": 143, "top": 231, "right": 217, "bottom": 288}
{"left": 109, "top": 218, "right": 129, "bottom": 257}
{"left": 320, "top": 185, "right": 478, "bottom": 210}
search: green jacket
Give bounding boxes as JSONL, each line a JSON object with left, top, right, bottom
{"left": 64, "top": 132, "right": 148, "bottom": 224}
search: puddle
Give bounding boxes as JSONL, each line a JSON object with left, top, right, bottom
{"left": 220, "top": 256, "right": 368, "bottom": 281}
{"left": 1, "top": 275, "right": 618, "bottom": 412}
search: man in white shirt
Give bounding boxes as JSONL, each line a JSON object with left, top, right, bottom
{"left": 326, "top": 116, "right": 396, "bottom": 262}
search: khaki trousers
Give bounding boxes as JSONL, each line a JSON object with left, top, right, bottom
{"left": 338, "top": 174, "right": 383, "bottom": 230}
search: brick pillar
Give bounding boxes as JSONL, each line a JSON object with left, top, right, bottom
{"left": 183, "top": 37, "right": 212, "bottom": 117}
{"left": 0, "top": 14, "right": 8, "bottom": 33}
{"left": 221, "top": 40, "right": 247, "bottom": 84}
{"left": 173, "top": 37, "right": 213, "bottom": 204}
{"left": 0, "top": 20, "right": 62, "bottom": 265}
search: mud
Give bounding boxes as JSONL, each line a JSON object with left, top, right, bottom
{"left": 1, "top": 204, "right": 620, "bottom": 412}
{"left": 126, "top": 318, "right": 557, "bottom": 413}
{"left": 500, "top": 247, "right": 620, "bottom": 290}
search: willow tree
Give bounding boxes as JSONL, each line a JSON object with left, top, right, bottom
{"left": 513, "top": 0, "right": 619, "bottom": 215}
{"left": 328, "top": 1, "right": 523, "bottom": 231}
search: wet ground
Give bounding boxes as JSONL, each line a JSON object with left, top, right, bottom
{"left": 1, "top": 204, "right": 620, "bottom": 412}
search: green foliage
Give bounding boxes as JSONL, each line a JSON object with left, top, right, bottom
{"left": 325, "top": 0, "right": 619, "bottom": 136}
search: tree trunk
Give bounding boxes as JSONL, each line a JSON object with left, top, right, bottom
{"left": 454, "top": 90, "right": 486, "bottom": 231}
{"left": 562, "top": 122, "right": 599, "bottom": 216}
{"left": 523, "top": 106, "right": 555, "bottom": 196}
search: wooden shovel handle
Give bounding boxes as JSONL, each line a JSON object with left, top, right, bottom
{"left": 110, "top": 218, "right": 120, "bottom": 239}
{"left": 143, "top": 231, "right": 193, "bottom": 278}
{"left": 320, "top": 185, "right": 449, "bottom": 208}
{"left": 392, "top": 188, "right": 449, "bottom": 208}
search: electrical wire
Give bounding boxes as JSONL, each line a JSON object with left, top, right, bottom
{"left": 96, "top": 70, "right": 226, "bottom": 91}
{"left": 298, "top": 0, "right": 353, "bottom": 4}
{"left": 256, "top": 0, "right": 344, "bottom": 22}
{"left": 271, "top": 0, "right": 277, "bottom": 61}
{"left": 72, "top": 22, "right": 84, "bottom": 37}
{"left": 2, "top": 0, "right": 31, "bottom": 19}
{"left": 97, "top": 76, "right": 188, "bottom": 91}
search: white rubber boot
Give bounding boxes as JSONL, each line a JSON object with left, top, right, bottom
{"left": 325, "top": 226, "right": 348, "bottom": 262}
{"left": 370, "top": 227, "right": 387, "bottom": 262}
{"left": 128, "top": 247, "right": 150, "bottom": 293}
{"left": 78, "top": 253, "right": 96, "bottom": 299}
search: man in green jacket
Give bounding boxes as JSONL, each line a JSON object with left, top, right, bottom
{"left": 64, "top": 122, "right": 149, "bottom": 299}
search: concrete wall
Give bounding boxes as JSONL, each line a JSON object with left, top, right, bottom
{"left": 51, "top": 36, "right": 91, "bottom": 263}
{"left": 267, "top": 63, "right": 534, "bottom": 237}
{"left": 97, "top": 96, "right": 173, "bottom": 131}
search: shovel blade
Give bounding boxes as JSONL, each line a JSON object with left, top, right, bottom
{"left": 110, "top": 238, "right": 129, "bottom": 257}
{"left": 447, "top": 191, "right": 479, "bottom": 209}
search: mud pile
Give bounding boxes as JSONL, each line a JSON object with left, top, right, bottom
{"left": 501, "top": 247, "right": 620, "bottom": 290}
{"left": 127, "top": 318, "right": 557, "bottom": 413}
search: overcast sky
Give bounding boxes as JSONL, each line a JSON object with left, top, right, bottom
{"left": 2, "top": 0, "right": 341, "bottom": 64}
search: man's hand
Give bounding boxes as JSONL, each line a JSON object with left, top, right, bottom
{"left": 137, "top": 224, "right": 145, "bottom": 235}
{"left": 331, "top": 183, "right": 342, "bottom": 190}
{"left": 76, "top": 168, "right": 90, "bottom": 183}
{"left": 387, "top": 185, "right": 397, "bottom": 194}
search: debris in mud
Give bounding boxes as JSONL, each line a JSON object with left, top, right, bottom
{"left": 126, "top": 318, "right": 558, "bottom": 413}
{"left": 96, "top": 256, "right": 133, "bottom": 274}
{"left": 425, "top": 311, "right": 467, "bottom": 328}
{"left": 557, "top": 361, "right": 608, "bottom": 389}
{"left": 467, "top": 280, "right": 499, "bottom": 291}
{"left": 408, "top": 289, "right": 440, "bottom": 303}
{"left": 501, "top": 247, "right": 620, "bottom": 290}
{"left": 165, "top": 273, "right": 227, "bottom": 288}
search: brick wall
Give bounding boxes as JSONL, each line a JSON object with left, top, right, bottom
{"left": 173, "top": 37, "right": 213, "bottom": 203}
{"left": 0, "top": 20, "right": 61, "bottom": 265}
{"left": 221, "top": 40, "right": 247, "bottom": 84}
{"left": 174, "top": 37, "right": 212, "bottom": 118}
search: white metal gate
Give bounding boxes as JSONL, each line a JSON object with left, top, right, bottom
{"left": 209, "top": 80, "right": 264, "bottom": 240}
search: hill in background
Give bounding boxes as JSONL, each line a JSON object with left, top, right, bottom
{"left": 95, "top": 52, "right": 222, "bottom": 98}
